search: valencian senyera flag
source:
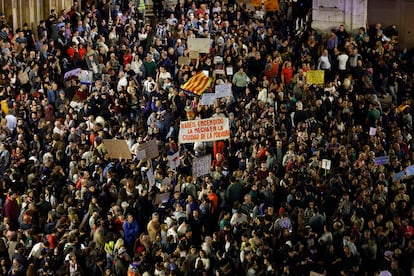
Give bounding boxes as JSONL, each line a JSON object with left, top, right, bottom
{"left": 180, "top": 71, "right": 212, "bottom": 96}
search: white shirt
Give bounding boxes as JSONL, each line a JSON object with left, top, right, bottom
{"left": 28, "top": 242, "right": 45, "bottom": 259}
{"left": 337, "top": 53, "right": 349, "bottom": 71}
{"left": 5, "top": 114, "right": 16, "bottom": 133}
{"left": 318, "top": 55, "right": 331, "bottom": 70}
{"left": 257, "top": 88, "right": 268, "bottom": 103}
{"left": 117, "top": 76, "right": 128, "bottom": 92}
{"left": 131, "top": 59, "right": 143, "bottom": 75}
{"left": 230, "top": 213, "right": 248, "bottom": 226}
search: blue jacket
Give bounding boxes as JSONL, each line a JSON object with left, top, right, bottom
{"left": 123, "top": 220, "right": 139, "bottom": 243}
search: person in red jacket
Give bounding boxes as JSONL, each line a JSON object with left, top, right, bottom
{"left": 4, "top": 192, "right": 19, "bottom": 227}
{"left": 66, "top": 42, "right": 78, "bottom": 62}
{"left": 78, "top": 43, "right": 86, "bottom": 60}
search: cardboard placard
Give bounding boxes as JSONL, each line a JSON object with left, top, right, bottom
{"left": 306, "top": 70, "right": 325, "bottom": 85}
{"left": 137, "top": 139, "right": 160, "bottom": 161}
{"left": 179, "top": 117, "right": 230, "bottom": 144}
{"left": 192, "top": 154, "right": 212, "bottom": 178}
{"left": 103, "top": 139, "right": 132, "bottom": 159}
{"left": 189, "top": 51, "right": 199, "bottom": 59}
{"left": 178, "top": 56, "right": 190, "bottom": 65}
{"left": 187, "top": 38, "right": 211, "bottom": 53}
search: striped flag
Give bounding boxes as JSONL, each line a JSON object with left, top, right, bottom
{"left": 180, "top": 71, "right": 212, "bottom": 96}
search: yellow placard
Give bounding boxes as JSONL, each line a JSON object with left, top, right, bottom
{"left": 264, "top": 0, "right": 279, "bottom": 11}
{"left": 306, "top": 70, "right": 325, "bottom": 85}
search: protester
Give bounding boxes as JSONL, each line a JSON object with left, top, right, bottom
{"left": 0, "top": 0, "right": 412, "bottom": 275}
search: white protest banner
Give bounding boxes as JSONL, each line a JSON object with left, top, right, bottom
{"left": 215, "top": 83, "right": 232, "bottom": 98}
{"left": 192, "top": 154, "right": 212, "bottom": 178}
{"left": 167, "top": 151, "right": 181, "bottom": 170}
{"left": 200, "top": 93, "right": 216, "bottom": 106}
{"left": 187, "top": 38, "right": 212, "bottom": 53}
{"left": 179, "top": 117, "right": 230, "bottom": 144}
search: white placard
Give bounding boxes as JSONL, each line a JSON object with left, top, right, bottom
{"left": 147, "top": 167, "right": 155, "bottom": 187}
{"left": 192, "top": 154, "right": 212, "bottom": 178}
{"left": 187, "top": 38, "right": 212, "bottom": 53}
{"left": 136, "top": 149, "right": 146, "bottom": 160}
{"left": 214, "top": 69, "right": 224, "bottom": 75}
{"left": 215, "top": 83, "right": 232, "bottom": 98}
{"left": 369, "top": 127, "right": 377, "bottom": 136}
{"left": 200, "top": 93, "right": 216, "bottom": 106}
{"left": 321, "top": 159, "right": 331, "bottom": 170}
{"left": 167, "top": 151, "right": 181, "bottom": 170}
{"left": 214, "top": 56, "right": 223, "bottom": 64}
{"left": 226, "top": 67, "right": 233, "bottom": 75}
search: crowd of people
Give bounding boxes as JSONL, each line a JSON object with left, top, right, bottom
{"left": 0, "top": 0, "right": 412, "bottom": 275}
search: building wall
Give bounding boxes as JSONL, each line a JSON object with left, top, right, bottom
{"left": 1, "top": 0, "right": 413, "bottom": 48}
{"left": 312, "top": 0, "right": 414, "bottom": 48}
{"left": 312, "top": 0, "right": 368, "bottom": 36}
{"left": 367, "top": 0, "right": 414, "bottom": 48}
{"left": 0, "top": 0, "right": 72, "bottom": 35}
